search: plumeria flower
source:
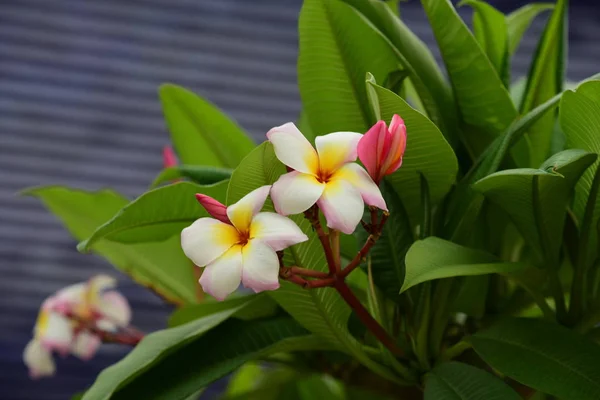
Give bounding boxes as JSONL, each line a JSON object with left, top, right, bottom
{"left": 181, "top": 186, "right": 308, "bottom": 300}
{"left": 358, "top": 114, "right": 407, "bottom": 184}
{"left": 23, "top": 275, "right": 131, "bottom": 379}
{"left": 267, "top": 123, "right": 386, "bottom": 234}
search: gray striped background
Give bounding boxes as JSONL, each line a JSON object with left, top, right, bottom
{"left": 0, "top": 0, "right": 598, "bottom": 398}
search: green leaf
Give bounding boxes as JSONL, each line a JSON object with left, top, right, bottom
{"left": 23, "top": 186, "right": 197, "bottom": 304}
{"left": 471, "top": 318, "right": 600, "bottom": 400}
{"left": 460, "top": 1, "right": 509, "bottom": 86}
{"left": 506, "top": 3, "right": 554, "bottom": 55}
{"left": 474, "top": 149, "right": 597, "bottom": 265}
{"left": 359, "top": 181, "right": 412, "bottom": 299}
{"left": 518, "top": 0, "right": 567, "bottom": 167}
{"left": 402, "top": 237, "right": 524, "bottom": 293}
{"left": 77, "top": 181, "right": 228, "bottom": 250}
{"left": 420, "top": 0, "right": 517, "bottom": 149}
{"left": 159, "top": 84, "right": 254, "bottom": 167}
{"left": 341, "top": 0, "right": 460, "bottom": 148}
{"left": 151, "top": 165, "right": 232, "bottom": 188}
{"left": 168, "top": 294, "right": 279, "bottom": 327}
{"left": 560, "top": 80, "right": 600, "bottom": 268}
{"left": 367, "top": 79, "right": 458, "bottom": 228}
{"left": 298, "top": 0, "right": 398, "bottom": 135}
{"left": 226, "top": 143, "right": 404, "bottom": 383}
{"left": 424, "top": 362, "right": 521, "bottom": 400}
{"left": 84, "top": 314, "right": 325, "bottom": 400}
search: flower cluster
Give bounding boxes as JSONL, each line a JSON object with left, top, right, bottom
{"left": 181, "top": 116, "right": 406, "bottom": 300}
{"left": 23, "top": 275, "right": 133, "bottom": 379}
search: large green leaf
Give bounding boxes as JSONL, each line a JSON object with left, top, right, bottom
{"left": 420, "top": 0, "right": 517, "bottom": 149}
{"left": 471, "top": 318, "right": 600, "bottom": 400}
{"left": 151, "top": 165, "right": 232, "bottom": 188}
{"left": 159, "top": 84, "right": 254, "bottom": 167}
{"left": 84, "top": 315, "right": 325, "bottom": 399}
{"left": 341, "top": 0, "right": 460, "bottom": 148}
{"left": 474, "top": 149, "right": 597, "bottom": 266}
{"left": 83, "top": 298, "right": 256, "bottom": 400}
{"left": 460, "top": 1, "right": 509, "bottom": 86}
{"left": 506, "top": 3, "right": 554, "bottom": 55}
{"left": 367, "top": 80, "right": 458, "bottom": 227}
{"left": 78, "top": 181, "right": 228, "bottom": 250}
{"left": 424, "top": 362, "right": 521, "bottom": 400}
{"left": 402, "top": 237, "right": 524, "bottom": 293}
{"left": 226, "top": 144, "right": 403, "bottom": 383}
{"left": 24, "top": 186, "right": 197, "bottom": 304}
{"left": 560, "top": 80, "right": 600, "bottom": 268}
{"left": 358, "top": 181, "right": 412, "bottom": 300}
{"left": 517, "top": 0, "right": 567, "bottom": 167}
{"left": 298, "top": 0, "right": 398, "bottom": 135}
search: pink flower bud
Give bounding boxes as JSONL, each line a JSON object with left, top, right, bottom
{"left": 195, "top": 194, "right": 231, "bottom": 224}
{"left": 358, "top": 114, "right": 407, "bottom": 184}
{"left": 162, "top": 145, "right": 178, "bottom": 168}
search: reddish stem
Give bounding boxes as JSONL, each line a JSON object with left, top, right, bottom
{"left": 289, "top": 266, "right": 330, "bottom": 279}
{"left": 335, "top": 279, "right": 404, "bottom": 357}
{"left": 304, "top": 207, "right": 337, "bottom": 275}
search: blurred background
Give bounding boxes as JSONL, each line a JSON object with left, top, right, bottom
{"left": 0, "top": 0, "right": 598, "bottom": 398}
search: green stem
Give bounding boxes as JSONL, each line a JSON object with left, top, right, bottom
{"left": 532, "top": 175, "right": 566, "bottom": 322}
{"left": 569, "top": 164, "right": 600, "bottom": 324}
{"left": 429, "top": 279, "right": 454, "bottom": 358}
{"left": 439, "top": 341, "right": 472, "bottom": 363}
{"left": 414, "top": 283, "right": 431, "bottom": 369}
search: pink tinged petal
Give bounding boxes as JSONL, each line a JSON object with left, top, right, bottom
{"left": 24, "top": 339, "right": 55, "bottom": 379}
{"left": 71, "top": 331, "right": 102, "bottom": 361}
{"left": 181, "top": 218, "right": 240, "bottom": 266}
{"left": 331, "top": 164, "right": 387, "bottom": 211}
{"left": 195, "top": 194, "right": 231, "bottom": 224}
{"left": 199, "top": 244, "right": 244, "bottom": 301}
{"left": 38, "top": 312, "right": 73, "bottom": 355}
{"left": 97, "top": 291, "right": 132, "bottom": 328}
{"left": 162, "top": 145, "right": 178, "bottom": 168}
{"left": 241, "top": 239, "right": 280, "bottom": 293}
{"left": 49, "top": 283, "right": 87, "bottom": 312}
{"left": 249, "top": 212, "right": 309, "bottom": 251}
{"left": 270, "top": 171, "right": 325, "bottom": 215}
{"left": 227, "top": 185, "right": 271, "bottom": 232}
{"left": 318, "top": 180, "right": 365, "bottom": 235}
{"left": 358, "top": 121, "right": 387, "bottom": 180}
{"left": 315, "top": 131, "right": 363, "bottom": 175}
{"left": 382, "top": 115, "right": 407, "bottom": 176}
{"left": 267, "top": 122, "right": 319, "bottom": 174}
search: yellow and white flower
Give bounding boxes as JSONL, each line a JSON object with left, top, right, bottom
{"left": 23, "top": 275, "right": 131, "bottom": 379}
{"left": 181, "top": 186, "right": 308, "bottom": 300}
{"left": 267, "top": 123, "right": 386, "bottom": 234}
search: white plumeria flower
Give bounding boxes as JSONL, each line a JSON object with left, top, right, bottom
{"left": 181, "top": 185, "right": 308, "bottom": 300}
{"left": 267, "top": 123, "right": 387, "bottom": 234}
{"left": 23, "top": 275, "right": 131, "bottom": 379}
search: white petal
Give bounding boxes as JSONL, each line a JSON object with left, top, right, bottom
{"left": 227, "top": 185, "right": 271, "bottom": 232}
{"left": 318, "top": 180, "right": 365, "bottom": 235}
{"left": 267, "top": 122, "right": 319, "bottom": 175}
{"left": 270, "top": 171, "right": 325, "bottom": 215}
{"left": 331, "top": 163, "right": 387, "bottom": 211}
{"left": 96, "top": 291, "right": 132, "bottom": 329}
{"left": 199, "top": 244, "right": 243, "bottom": 301}
{"left": 37, "top": 311, "right": 73, "bottom": 355}
{"left": 48, "top": 283, "right": 86, "bottom": 313}
{"left": 181, "top": 217, "right": 240, "bottom": 266}
{"left": 241, "top": 239, "right": 280, "bottom": 293}
{"left": 315, "top": 131, "right": 362, "bottom": 175}
{"left": 24, "top": 339, "right": 55, "bottom": 379}
{"left": 250, "top": 212, "right": 309, "bottom": 251}
{"left": 71, "top": 331, "right": 102, "bottom": 360}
